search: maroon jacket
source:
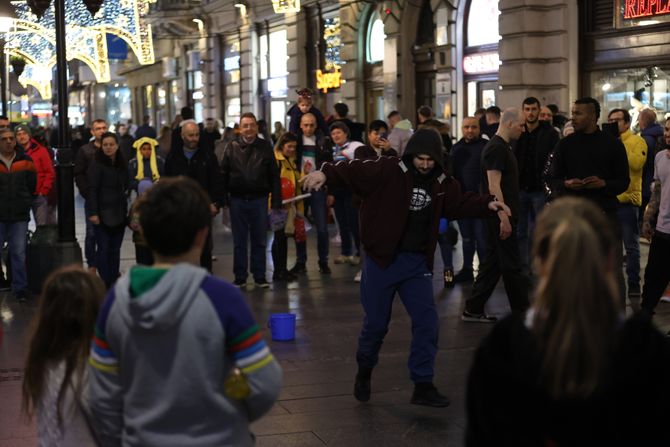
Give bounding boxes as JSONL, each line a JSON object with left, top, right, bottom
{"left": 321, "top": 156, "right": 495, "bottom": 270}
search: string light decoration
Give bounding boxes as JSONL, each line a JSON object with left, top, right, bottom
{"left": 271, "top": 0, "right": 300, "bottom": 14}
{"left": 4, "top": 0, "right": 155, "bottom": 97}
{"left": 323, "top": 17, "right": 342, "bottom": 72}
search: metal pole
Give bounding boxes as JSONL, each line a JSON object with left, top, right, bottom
{"left": 54, "top": 0, "right": 75, "bottom": 243}
{"left": 0, "top": 38, "right": 7, "bottom": 116}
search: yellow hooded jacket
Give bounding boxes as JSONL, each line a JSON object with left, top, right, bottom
{"left": 617, "top": 129, "right": 647, "bottom": 206}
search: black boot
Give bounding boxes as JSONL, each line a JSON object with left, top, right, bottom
{"left": 410, "top": 382, "right": 450, "bottom": 408}
{"left": 318, "top": 262, "right": 331, "bottom": 274}
{"left": 289, "top": 262, "right": 307, "bottom": 274}
{"left": 353, "top": 367, "right": 372, "bottom": 402}
{"left": 454, "top": 268, "right": 474, "bottom": 283}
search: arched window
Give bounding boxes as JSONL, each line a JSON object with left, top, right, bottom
{"left": 367, "top": 14, "right": 386, "bottom": 63}
{"left": 467, "top": 0, "right": 500, "bottom": 47}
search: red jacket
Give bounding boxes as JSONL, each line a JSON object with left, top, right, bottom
{"left": 24, "top": 139, "right": 55, "bottom": 195}
{"left": 322, "top": 156, "right": 495, "bottom": 270}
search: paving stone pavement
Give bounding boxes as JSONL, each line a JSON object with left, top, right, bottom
{"left": 1, "top": 197, "right": 666, "bottom": 446}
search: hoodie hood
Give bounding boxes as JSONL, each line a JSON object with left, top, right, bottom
{"left": 394, "top": 119, "right": 413, "bottom": 131}
{"left": 642, "top": 122, "right": 663, "bottom": 138}
{"left": 113, "top": 263, "right": 209, "bottom": 330}
{"left": 402, "top": 128, "right": 445, "bottom": 171}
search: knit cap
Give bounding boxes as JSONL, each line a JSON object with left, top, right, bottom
{"left": 14, "top": 124, "right": 31, "bottom": 137}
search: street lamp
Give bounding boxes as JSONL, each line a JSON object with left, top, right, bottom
{"left": 0, "top": 2, "right": 15, "bottom": 117}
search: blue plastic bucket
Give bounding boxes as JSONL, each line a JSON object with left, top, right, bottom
{"left": 268, "top": 313, "right": 296, "bottom": 341}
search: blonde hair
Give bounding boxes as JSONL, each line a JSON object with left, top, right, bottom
{"left": 531, "top": 197, "right": 620, "bottom": 400}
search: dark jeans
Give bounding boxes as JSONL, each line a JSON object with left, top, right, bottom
{"left": 200, "top": 227, "right": 213, "bottom": 272}
{"left": 0, "top": 221, "right": 29, "bottom": 294}
{"left": 271, "top": 229, "right": 288, "bottom": 273}
{"left": 617, "top": 204, "right": 640, "bottom": 288}
{"left": 437, "top": 222, "right": 455, "bottom": 271}
{"left": 458, "top": 218, "right": 487, "bottom": 272}
{"left": 85, "top": 204, "right": 97, "bottom": 269}
{"left": 517, "top": 190, "right": 546, "bottom": 272}
{"left": 296, "top": 189, "right": 329, "bottom": 264}
{"left": 466, "top": 218, "right": 530, "bottom": 314}
{"left": 93, "top": 224, "right": 125, "bottom": 289}
{"left": 332, "top": 190, "right": 360, "bottom": 257}
{"left": 230, "top": 196, "right": 268, "bottom": 282}
{"left": 357, "top": 253, "right": 438, "bottom": 383}
{"left": 640, "top": 231, "right": 670, "bottom": 313}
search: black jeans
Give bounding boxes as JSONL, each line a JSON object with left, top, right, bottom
{"left": 271, "top": 229, "right": 288, "bottom": 274}
{"left": 640, "top": 231, "right": 670, "bottom": 313}
{"left": 465, "top": 218, "right": 530, "bottom": 314}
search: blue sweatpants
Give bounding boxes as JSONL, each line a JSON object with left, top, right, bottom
{"left": 356, "top": 252, "right": 439, "bottom": 383}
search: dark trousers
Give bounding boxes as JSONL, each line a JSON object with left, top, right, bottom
{"left": 296, "top": 189, "right": 329, "bottom": 264}
{"left": 271, "top": 229, "right": 288, "bottom": 273}
{"left": 200, "top": 227, "right": 213, "bottom": 272}
{"left": 356, "top": 253, "right": 438, "bottom": 383}
{"left": 465, "top": 218, "right": 530, "bottom": 314}
{"left": 230, "top": 196, "right": 268, "bottom": 282}
{"left": 640, "top": 231, "right": 670, "bottom": 313}
{"left": 458, "top": 218, "right": 487, "bottom": 272}
{"left": 93, "top": 225, "right": 125, "bottom": 289}
{"left": 332, "top": 190, "right": 360, "bottom": 257}
{"left": 135, "top": 244, "right": 154, "bottom": 266}
{"left": 517, "top": 190, "right": 546, "bottom": 273}
{"left": 85, "top": 204, "right": 98, "bottom": 269}
{"left": 617, "top": 204, "right": 641, "bottom": 288}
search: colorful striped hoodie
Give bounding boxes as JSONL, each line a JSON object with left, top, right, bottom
{"left": 88, "top": 263, "right": 282, "bottom": 446}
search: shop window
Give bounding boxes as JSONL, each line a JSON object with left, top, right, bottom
{"left": 367, "top": 14, "right": 385, "bottom": 63}
{"left": 467, "top": 0, "right": 500, "bottom": 47}
{"left": 435, "top": 6, "right": 449, "bottom": 46}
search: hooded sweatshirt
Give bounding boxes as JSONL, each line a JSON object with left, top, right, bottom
{"left": 320, "top": 128, "right": 494, "bottom": 270}
{"left": 388, "top": 119, "right": 413, "bottom": 156}
{"left": 89, "top": 264, "right": 282, "bottom": 446}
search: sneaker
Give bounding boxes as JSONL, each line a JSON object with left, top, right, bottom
{"left": 233, "top": 279, "right": 246, "bottom": 288}
{"left": 255, "top": 279, "right": 271, "bottom": 288}
{"left": 354, "top": 270, "right": 362, "bottom": 282}
{"left": 318, "top": 263, "right": 331, "bottom": 274}
{"left": 410, "top": 383, "right": 450, "bottom": 408}
{"left": 349, "top": 256, "right": 361, "bottom": 266}
{"left": 334, "top": 255, "right": 353, "bottom": 264}
{"left": 444, "top": 269, "right": 454, "bottom": 289}
{"left": 461, "top": 310, "right": 497, "bottom": 323}
{"left": 289, "top": 263, "right": 307, "bottom": 274}
{"left": 453, "top": 268, "right": 474, "bottom": 283}
{"left": 628, "top": 285, "right": 641, "bottom": 298}
{"left": 660, "top": 296, "right": 670, "bottom": 304}
{"left": 353, "top": 368, "right": 372, "bottom": 402}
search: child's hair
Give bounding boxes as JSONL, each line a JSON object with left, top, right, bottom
{"left": 22, "top": 267, "right": 106, "bottom": 422}
{"left": 274, "top": 132, "right": 298, "bottom": 152}
{"left": 137, "top": 177, "right": 212, "bottom": 257}
{"left": 133, "top": 137, "right": 161, "bottom": 182}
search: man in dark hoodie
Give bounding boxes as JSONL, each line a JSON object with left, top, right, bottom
{"left": 302, "top": 128, "right": 510, "bottom": 408}
{"left": 639, "top": 109, "right": 664, "bottom": 223}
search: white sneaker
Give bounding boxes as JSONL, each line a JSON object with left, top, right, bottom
{"left": 354, "top": 270, "right": 362, "bottom": 282}
{"left": 334, "top": 255, "right": 352, "bottom": 264}
{"left": 660, "top": 296, "right": 670, "bottom": 303}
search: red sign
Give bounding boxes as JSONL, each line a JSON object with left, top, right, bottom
{"left": 623, "top": 0, "right": 670, "bottom": 19}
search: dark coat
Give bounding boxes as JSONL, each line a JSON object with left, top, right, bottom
{"left": 0, "top": 150, "right": 37, "bottom": 222}
{"left": 87, "top": 150, "right": 129, "bottom": 229}
{"left": 164, "top": 145, "right": 225, "bottom": 207}
{"left": 221, "top": 136, "right": 281, "bottom": 209}
{"left": 74, "top": 142, "right": 98, "bottom": 200}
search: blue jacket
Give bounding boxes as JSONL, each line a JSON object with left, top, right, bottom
{"left": 641, "top": 122, "right": 664, "bottom": 201}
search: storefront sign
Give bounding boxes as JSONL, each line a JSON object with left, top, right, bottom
{"left": 463, "top": 52, "right": 500, "bottom": 74}
{"left": 622, "top": 0, "right": 670, "bottom": 19}
{"left": 617, "top": 0, "right": 670, "bottom": 27}
{"left": 316, "top": 69, "right": 342, "bottom": 92}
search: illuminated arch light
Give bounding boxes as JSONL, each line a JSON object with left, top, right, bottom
{"left": 17, "top": 65, "right": 53, "bottom": 100}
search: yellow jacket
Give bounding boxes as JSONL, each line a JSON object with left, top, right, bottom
{"left": 271, "top": 149, "right": 304, "bottom": 233}
{"left": 617, "top": 129, "right": 647, "bottom": 206}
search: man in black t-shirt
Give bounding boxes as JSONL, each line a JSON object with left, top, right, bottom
{"left": 463, "top": 108, "right": 530, "bottom": 323}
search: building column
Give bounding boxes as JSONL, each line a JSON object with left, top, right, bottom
{"left": 498, "top": 0, "right": 577, "bottom": 111}
{"left": 239, "top": 23, "right": 257, "bottom": 115}
{"left": 338, "top": 0, "right": 363, "bottom": 121}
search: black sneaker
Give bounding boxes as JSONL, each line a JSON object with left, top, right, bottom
{"left": 461, "top": 310, "right": 497, "bottom": 323}
{"left": 255, "top": 279, "right": 271, "bottom": 288}
{"left": 272, "top": 271, "right": 298, "bottom": 282}
{"left": 289, "top": 263, "right": 307, "bottom": 274}
{"left": 628, "top": 285, "right": 641, "bottom": 298}
{"left": 318, "top": 263, "right": 331, "bottom": 274}
{"left": 454, "top": 268, "right": 474, "bottom": 283}
{"left": 233, "top": 279, "right": 246, "bottom": 288}
{"left": 411, "top": 383, "right": 450, "bottom": 408}
{"left": 353, "top": 368, "right": 372, "bottom": 402}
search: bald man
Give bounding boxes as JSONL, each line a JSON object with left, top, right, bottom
{"left": 164, "top": 120, "right": 225, "bottom": 272}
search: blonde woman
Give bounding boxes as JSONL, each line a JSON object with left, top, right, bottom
{"left": 466, "top": 197, "right": 670, "bottom": 445}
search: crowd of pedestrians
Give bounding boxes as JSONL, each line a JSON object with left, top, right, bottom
{"left": 3, "top": 88, "right": 670, "bottom": 444}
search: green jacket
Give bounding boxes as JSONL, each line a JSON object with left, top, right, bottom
{"left": 0, "top": 151, "right": 37, "bottom": 222}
